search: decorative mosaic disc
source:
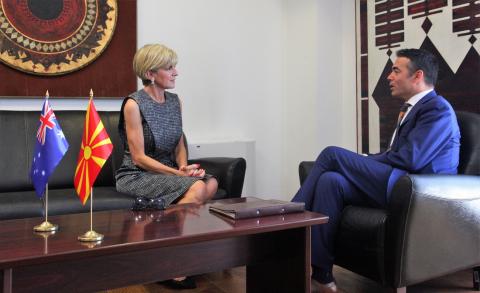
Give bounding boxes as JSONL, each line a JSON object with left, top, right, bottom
{"left": 0, "top": 0, "right": 117, "bottom": 75}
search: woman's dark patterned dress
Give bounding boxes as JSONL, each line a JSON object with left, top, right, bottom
{"left": 115, "top": 89, "right": 199, "bottom": 206}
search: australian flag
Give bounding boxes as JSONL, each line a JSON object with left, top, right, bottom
{"left": 30, "top": 98, "right": 69, "bottom": 197}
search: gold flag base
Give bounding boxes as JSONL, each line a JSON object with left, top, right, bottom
{"left": 80, "top": 241, "right": 101, "bottom": 248}
{"left": 33, "top": 221, "right": 58, "bottom": 232}
{"left": 78, "top": 230, "right": 104, "bottom": 242}
{"left": 34, "top": 230, "right": 56, "bottom": 237}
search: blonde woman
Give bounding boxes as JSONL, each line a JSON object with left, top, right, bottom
{"left": 116, "top": 44, "right": 218, "bottom": 289}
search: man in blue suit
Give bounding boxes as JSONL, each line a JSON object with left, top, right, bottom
{"left": 292, "top": 48, "right": 460, "bottom": 292}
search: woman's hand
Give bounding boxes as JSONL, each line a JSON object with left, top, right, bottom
{"left": 179, "top": 164, "right": 206, "bottom": 178}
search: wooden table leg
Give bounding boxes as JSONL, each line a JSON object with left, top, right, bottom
{"left": 246, "top": 227, "right": 310, "bottom": 293}
{"left": 2, "top": 269, "right": 12, "bottom": 293}
{"left": 474, "top": 267, "right": 480, "bottom": 291}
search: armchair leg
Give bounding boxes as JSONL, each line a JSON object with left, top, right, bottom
{"left": 474, "top": 267, "right": 480, "bottom": 291}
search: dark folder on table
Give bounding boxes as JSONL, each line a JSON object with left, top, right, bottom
{"left": 209, "top": 197, "right": 305, "bottom": 219}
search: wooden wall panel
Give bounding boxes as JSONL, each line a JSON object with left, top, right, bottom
{"left": 358, "top": 0, "right": 480, "bottom": 152}
{"left": 0, "top": 0, "right": 137, "bottom": 98}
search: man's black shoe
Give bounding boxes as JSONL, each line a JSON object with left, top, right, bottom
{"left": 159, "top": 276, "right": 196, "bottom": 290}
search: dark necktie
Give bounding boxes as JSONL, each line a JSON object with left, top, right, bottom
{"left": 390, "top": 102, "right": 411, "bottom": 148}
{"left": 396, "top": 103, "right": 411, "bottom": 127}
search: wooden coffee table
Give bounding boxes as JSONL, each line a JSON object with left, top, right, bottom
{"left": 0, "top": 198, "right": 327, "bottom": 293}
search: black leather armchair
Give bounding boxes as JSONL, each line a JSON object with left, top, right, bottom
{"left": 299, "top": 111, "right": 480, "bottom": 291}
{"left": 183, "top": 135, "right": 246, "bottom": 199}
{"left": 189, "top": 157, "right": 246, "bottom": 199}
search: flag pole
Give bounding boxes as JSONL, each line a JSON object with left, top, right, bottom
{"left": 90, "top": 187, "right": 93, "bottom": 231}
{"left": 34, "top": 90, "right": 59, "bottom": 233}
{"left": 78, "top": 90, "right": 104, "bottom": 242}
{"left": 78, "top": 187, "right": 103, "bottom": 242}
{"left": 34, "top": 183, "right": 58, "bottom": 232}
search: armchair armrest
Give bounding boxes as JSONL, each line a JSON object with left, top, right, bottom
{"left": 188, "top": 157, "right": 246, "bottom": 198}
{"left": 299, "top": 161, "right": 314, "bottom": 185}
{"left": 387, "top": 174, "right": 480, "bottom": 287}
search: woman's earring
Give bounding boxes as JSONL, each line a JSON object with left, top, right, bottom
{"left": 150, "top": 78, "right": 155, "bottom": 86}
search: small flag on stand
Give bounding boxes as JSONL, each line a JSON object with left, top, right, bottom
{"left": 30, "top": 93, "right": 69, "bottom": 197}
{"left": 75, "top": 90, "right": 113, "bottom": 242}
{"left": 74, "top": 91, "right": 113, "bottom": 205}
{"left": 30, "top": 91, "right": 69, "bottom": 232}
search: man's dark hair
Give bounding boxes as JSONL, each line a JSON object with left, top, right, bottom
{"left": 396, "top": 48, "right": 439, "bottom": 86}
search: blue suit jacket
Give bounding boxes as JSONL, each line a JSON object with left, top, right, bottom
{"left": 369, "top": 90, "right": 460, "bottom": 194}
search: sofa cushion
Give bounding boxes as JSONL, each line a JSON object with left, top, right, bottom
{"left": 0, "top": 191, "right": 44, "bottom": 220}
{"left": 0, "top": 187, "right": 134, "bottom": 220}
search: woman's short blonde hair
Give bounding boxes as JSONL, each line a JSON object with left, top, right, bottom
{"left": 133, "top": 44, "right": 178, "bottom": 84}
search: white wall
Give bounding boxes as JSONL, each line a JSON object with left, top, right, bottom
{"left": 138, "top": 0, "right": 285, "bottom": 198}
{"left": 281, "top": 0, "right": 357, "bottom": 198}
{"left": 0, "top": 0, "right": 357, "bottom": 200}
{"left": 0, "top": 98, "right": 122, "bottom": 111}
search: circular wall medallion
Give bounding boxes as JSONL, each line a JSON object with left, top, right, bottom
{"left": 0, "top": 0, "right": 117, "bottom": 75}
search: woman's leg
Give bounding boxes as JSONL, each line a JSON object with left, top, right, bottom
{"left": 165, "top": 180, "right": 212, "bottom": 287}
{"left": 205, "top": 178, "right": 218, "bottom": 200}
{"left": 178, "top": 181, "right": 207, "bottom": 204}
{"left": 178, "top": 178, "right": 218, "bottom": 204}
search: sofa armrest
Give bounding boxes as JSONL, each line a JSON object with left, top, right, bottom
{"left": 387, "top": 174, "right": 480, "bottom": 287}
{"left": 299, "top": 161, "right": 314, "bottom": 185}
{"left": 188, "top": 157, "right": 246, "bottom": 198}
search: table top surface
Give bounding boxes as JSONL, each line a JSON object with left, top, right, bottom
{"left": 0, "top": 197, "right": 327, "bottom": 268}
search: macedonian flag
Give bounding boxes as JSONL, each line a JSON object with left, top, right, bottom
{"left": 74, "top": 96, "right": 113, "bottom": 205}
